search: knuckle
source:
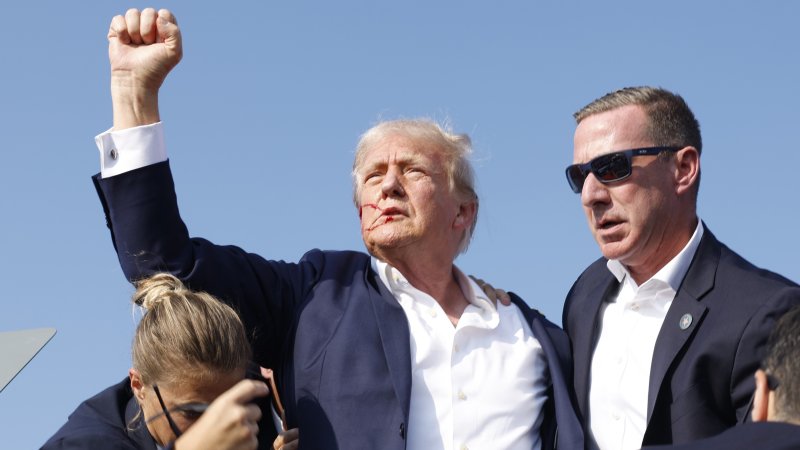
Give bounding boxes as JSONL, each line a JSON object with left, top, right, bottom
{"left": 232, "top": 407, "right": 248, "bottom": 422}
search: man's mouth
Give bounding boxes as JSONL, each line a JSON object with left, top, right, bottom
{"left": 380, "top": 207, "right": 403, "bottom": 217}
{"left": 597, "top": 219, "right": 622, "bottom": 230}
{"left": 361, "top": 204, "right": 404, "bottom": 232}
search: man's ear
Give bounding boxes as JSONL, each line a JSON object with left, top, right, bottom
{"left": 673, "top": 146, "right": 700, "bottom": 196}
{"left": 129, "top": 368, "right": 145, "bottom": 402}
{"left": 454, "top": 200, "right": 478, "bottom": 230}
{"left": 752, "top": 369, "right": 770, "bottom": 422}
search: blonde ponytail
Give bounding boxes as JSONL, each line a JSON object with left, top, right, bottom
{"left": 131, "top": 274, "right": 251, "bottom": 386}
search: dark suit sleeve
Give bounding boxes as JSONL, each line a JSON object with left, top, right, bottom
{"left": 41, "top": 435, "right": 140, "bottom": 450}
{"left": 731, "top": 285, "right": 800, "bottom": 422}
{"left": 510, "top": 293, "right": 585, "bottom": 450}
{"left": 92, "top": 161, "right": 321, "bottom": 367}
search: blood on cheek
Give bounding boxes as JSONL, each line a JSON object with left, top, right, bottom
{"left": 360, "top": 203, "right": 394, "bottom": 232}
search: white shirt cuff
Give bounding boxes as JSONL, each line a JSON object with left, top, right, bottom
{"left": 95, "top": 122, "right": 167, "bottom": 178}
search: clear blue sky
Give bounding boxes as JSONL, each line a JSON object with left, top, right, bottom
{"left": 1, "top": 2, "right": 798, "bottom": 448}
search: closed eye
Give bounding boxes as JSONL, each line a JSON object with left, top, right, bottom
{"left": 178, "top": 410, "right": 204, "bottom": 421}
{"left": 364, "top": 172, "right": 383, "bottom": 183}
{"left": 175, "top": 403, "right": 209, "bottom": 421}
{"left": 404, "top": 166, "right": 425, "bottom": 176}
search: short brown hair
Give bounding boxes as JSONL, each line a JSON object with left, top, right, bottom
{"left": 762, "top": 305, "right": 800, "bottom": 422}
{"left": 574, "top": 86, "right": 702, "bottom": 155}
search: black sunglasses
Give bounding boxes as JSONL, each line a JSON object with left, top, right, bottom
{"left": 148, "top": 384, "right": 210, "bottom": 439}
{"left": 565, "top": 146, "right": 681, "bottom": 193}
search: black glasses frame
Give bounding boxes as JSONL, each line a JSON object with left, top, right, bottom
{"left": 148, "top": 384, "right": 210, "bottom": 439}
{"left": 565, "top": 146, "right": 682, "bottom": 193}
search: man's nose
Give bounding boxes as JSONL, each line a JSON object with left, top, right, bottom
{"left": 381, "top": 168, "right": 405, "bottom": 198}
{"left": 581, "top": 173, "right": 611, "bottom": 208}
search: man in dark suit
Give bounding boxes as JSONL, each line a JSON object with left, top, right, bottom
{"left": 645, "top": 305, "right": 800, "bottom": 450}
{"left": 562, "top": 86, "right": 800, "bottom": 449}
{"left": 92, "top": 8, "right": 583, "bottom": 450}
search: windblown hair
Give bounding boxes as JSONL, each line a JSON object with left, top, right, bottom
{"left": 131, "top": 273, "right": 251, "bottom": 386}
{"left": 762, "top": 305, "right": 800, "bottom": 422}
{"left": 352, "top": 119, "right": 479, "bottom": 255}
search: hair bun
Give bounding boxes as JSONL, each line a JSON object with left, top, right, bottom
{"left": 133, "top": 273, "right": 187, "bottom": 309}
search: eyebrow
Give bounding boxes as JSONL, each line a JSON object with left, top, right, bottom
{"left": 360, "top": 153, "right": 427, "bottom": 174}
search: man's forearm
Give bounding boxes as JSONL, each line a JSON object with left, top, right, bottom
{"left": 111, "top": 76, "right": 160, "bottom": 131}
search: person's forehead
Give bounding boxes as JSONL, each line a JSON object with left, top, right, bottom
{"left": 573, "top": 105, "right": 652, "bottom": 161}
{"left": 162, "top": 372, "right": 242, "bottom": 403}
{"left": 361, "top": 134, "right": 444, "bottom": 167}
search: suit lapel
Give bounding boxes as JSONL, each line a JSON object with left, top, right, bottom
{"left": 573, "top": 275, "right": 618, "bottom": 419}
{"left": 646, "top": 229, "right": 719, "bottom": 424}
{"left": 365, "top": 266, "right": 412, "bottom": 422}
{"left": 511, "top": 295, "right": 585, "bottom": 450}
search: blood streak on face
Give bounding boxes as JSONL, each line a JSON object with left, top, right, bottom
{"left": 360, "top": 203, "right": 396, "bottom": 232}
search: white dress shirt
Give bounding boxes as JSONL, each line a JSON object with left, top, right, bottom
{"left": 588, "top": 222, "right": 704, "bottom": 450}
{"left": 95, "top": 123, "right": 551, "bottom": 450}
{"left": 373, "top": 258, "right": 549, "bottom": 450}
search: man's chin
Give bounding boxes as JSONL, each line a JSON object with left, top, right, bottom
{"left": 598, "top": 241, "right": 630, "bottom": 262}
{"left": 364, "top": 234, "right": 408, "bottom": 253}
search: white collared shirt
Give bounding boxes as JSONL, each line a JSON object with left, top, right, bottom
{"left": 589, "top": 222, "right": 704, "bottom": 450}
{"left": 373, "top": 258, "right": 549, "bottom": 450}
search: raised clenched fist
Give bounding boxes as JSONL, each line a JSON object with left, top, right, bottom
{"left": 108, "top": 8, "right": 182, "bottom": 95}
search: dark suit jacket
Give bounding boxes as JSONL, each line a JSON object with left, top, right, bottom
{"left": 642, "top": 422, "right": 800, "bottom": 450}
{"left": 41, "top": 379, "right": 159, "bottom": 450}
{"left": 563, "top": 226, "right": 800, "bottom": 448}
{"left": 93, "top": 161, "right": 584, "bottom": 450}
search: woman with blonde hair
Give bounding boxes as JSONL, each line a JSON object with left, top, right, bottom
{"left": 42, "top": 274, "right": 272, "bottom": 450}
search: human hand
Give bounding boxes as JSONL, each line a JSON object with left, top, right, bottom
{"left": 109, "top": 8, "right": 181, "bottom": 92}
{"left": 470, "top": 275, "right": 511, "bottom": 307}
{"left": 107, "top": 8, "right": 182, "bottom": 129}
{"left": 174, "top": 379, "right": 268, "bottom": 450}
{"left": 272, "top": 428, "right": 299, "bottom": 450}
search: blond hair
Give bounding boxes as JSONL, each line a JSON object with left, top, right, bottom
{"left": 131, "top": 274, "right": 251, "bottom": 386}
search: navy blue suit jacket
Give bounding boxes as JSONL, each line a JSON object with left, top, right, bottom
{"left": 642, "top": 422, "right": 800, "bottom": 450}
{"left": 563, "top": 227, "right": 800, "bottom": 448}
{"left": 41, "top": 379, "right": 159, "bottom": 450}
{"left": 93, "top": 161, "right": 584, "bottom": 450}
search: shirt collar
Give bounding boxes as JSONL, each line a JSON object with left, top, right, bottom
{"left": 370, "top": 257, "right": 496, "bottom": 314}
{"left": 607, "top": 220, "right": 704, "bottom": 290}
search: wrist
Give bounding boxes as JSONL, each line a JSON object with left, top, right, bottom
{"left": 110, "top": 74, "right": 161, "bottom": 130}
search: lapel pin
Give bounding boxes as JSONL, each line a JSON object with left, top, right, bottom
{"left": 679, "top": 313, "right": 693, "bottom": 330}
